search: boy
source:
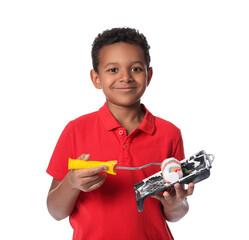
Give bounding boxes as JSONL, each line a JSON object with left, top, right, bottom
{"left": 46, "top": 27, "right": 194, "bottom": 240}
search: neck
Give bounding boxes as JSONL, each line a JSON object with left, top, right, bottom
{"left": 106, "top": 101, "right": 145, "bottom": 134}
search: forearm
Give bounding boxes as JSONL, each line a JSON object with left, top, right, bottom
{"left": 47, "top": 173, "right": 80, "bottom": 221}
{"left": 152, "top": 183, "right": 194, "bottom": 222}
{"left": 163, "top": 198, "right": 189, "bottom": 222}
{"left": 47, "top": 155, "right": 108, "bottom": 221}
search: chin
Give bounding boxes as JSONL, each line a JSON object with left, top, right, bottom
{"left": 107, "top": 99, "right": 141, "bottom": 108}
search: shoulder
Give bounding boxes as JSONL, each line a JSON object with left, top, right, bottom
{"left": 154, "top": 116, "right": 181, "bottom": 136}
{"left": 154, "top": 116, "right": 180, "bottom": 131}
{"left": 64, "top": 110, "right": 99, "bottom": 133}
{"left": 143, "top": 105, "right": 182, "bottom": 138}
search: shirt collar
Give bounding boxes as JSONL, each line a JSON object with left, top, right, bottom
{"left": 98, "top": 103, "right": 121, "bottom": 131}
{"left": 138, "top": 104, "right": 155, "bottom": 135}
{"left": 98, "top": 103, "right": 155, "bottom": 135}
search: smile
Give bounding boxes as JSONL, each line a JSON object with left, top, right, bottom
{"left": 114, "top": 87, "right": 137, "bottom": 92}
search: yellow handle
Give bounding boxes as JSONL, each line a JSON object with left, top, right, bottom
{"left": 68, "top": 158, "right": 118, "bottom": 175}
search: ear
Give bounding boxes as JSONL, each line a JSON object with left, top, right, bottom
{"left": 146, "top": 67, "right": 153, "bottom": 87}
{"left": 90, "top": 69, "right": 102, "bottom": 89}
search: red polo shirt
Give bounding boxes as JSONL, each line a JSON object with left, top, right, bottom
{"left": 47, "top": 103, "right": 184, "bottom": 240}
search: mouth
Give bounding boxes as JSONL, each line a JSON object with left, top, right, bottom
{"left": 114, "top": 87, "right": 137, "bottom": 92}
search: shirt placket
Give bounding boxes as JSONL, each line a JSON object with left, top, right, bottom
{"left": 116, "top": 128, "right": 132, "bottom": 161}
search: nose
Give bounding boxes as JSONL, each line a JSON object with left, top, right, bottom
{"left": 119, "top": 69, "right": 133, "bottom": 82}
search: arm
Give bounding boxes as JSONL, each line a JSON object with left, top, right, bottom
{"left": 152, "top": 183, "right": 194, "bottom": 222}
{"left": 47, "top": 154, "right": 107, "bottom": 221}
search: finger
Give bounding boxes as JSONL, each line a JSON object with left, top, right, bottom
{"left": 76, "top": 165, "right": 108, "bottom": 177}
{"left": 174, "top": 183, "right": 185, "bottom": 200}
{"left": 80, "top": 173, "right": 102, "bottom": 184}
{"left": 77, "top": 154, "right": 91, "bottom": 161}
{"left": 85, "top": 173, "right": 107, "bottom": 192}
{"left": 151, "top": 194, "right": 165, "bottom": 202}
{"left": 186, "top": 182, "right": 194, "bottom": 196}
{"left": 163, "top": 190, "right": 172, "bottom": 202}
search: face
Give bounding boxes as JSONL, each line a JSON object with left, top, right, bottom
{"left": 91, "top": 42, "right": 153, "bottom": 108}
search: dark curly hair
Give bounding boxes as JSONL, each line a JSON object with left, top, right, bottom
{"left": 91, "top": 27, "right": 151, "bottom": 73}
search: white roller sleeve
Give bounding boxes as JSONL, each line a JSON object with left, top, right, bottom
{"left": 161, "top": 157, "right": 183, "bottom": 184}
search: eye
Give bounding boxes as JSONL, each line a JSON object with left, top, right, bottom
{"left": 108, "top": 68, "right": 118, "bottom": 73}
{"left": 131, "top": 67, "right": 143, "bottom": 72}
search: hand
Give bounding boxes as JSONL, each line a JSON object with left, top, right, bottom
{"left": 153, "top": 183, "right": 194, "bottom": 207}
{"left": 152, "top": 183, "right": 194, "bottom": 221}
{"left": 68, "top": 154, "right": 108, "bottom": 192}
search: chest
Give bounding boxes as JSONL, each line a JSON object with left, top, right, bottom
{"left": 72, "top": 126, "right": 174, "bottom": 171}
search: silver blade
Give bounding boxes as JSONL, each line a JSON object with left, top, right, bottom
{"left": 115, "top": 162, "right": 161, "bottom": 170}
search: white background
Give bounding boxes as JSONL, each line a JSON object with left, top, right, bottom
{"left": 1, "top": 0, "right": 248, "bottom": 239}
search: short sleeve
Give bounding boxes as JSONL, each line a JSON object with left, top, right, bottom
{"left": 172, "top": 130, "right": 185, "bottom": 161}
{"left": 46, "top": 122, "right": 74, "bottom": 181}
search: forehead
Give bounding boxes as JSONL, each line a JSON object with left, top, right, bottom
{"left": 98, "top": 42, "right": 146, "bottom": 66}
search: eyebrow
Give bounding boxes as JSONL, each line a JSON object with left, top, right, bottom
{"left": 104, "top": 61, "right": 145, "bottom": 68}
{"left": 104, "top": 62, "right": 118, "bottom": 68}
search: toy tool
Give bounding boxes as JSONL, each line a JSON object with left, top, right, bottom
{"left": 134, "top": 150, "right": 214, "bottom": 212}
{"left": 68, "top": 158, "right": 161, "bottom": 175}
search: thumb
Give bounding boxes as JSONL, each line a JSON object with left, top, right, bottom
{"left": 78, "top": 154, "right": 91, "bottom": 161}
{"left": 151, "top": 194, "right": 164, "bottom": 202}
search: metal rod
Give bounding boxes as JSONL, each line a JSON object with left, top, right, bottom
{"left": 115, "top": 163, "right": 161, "bottom": 170}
